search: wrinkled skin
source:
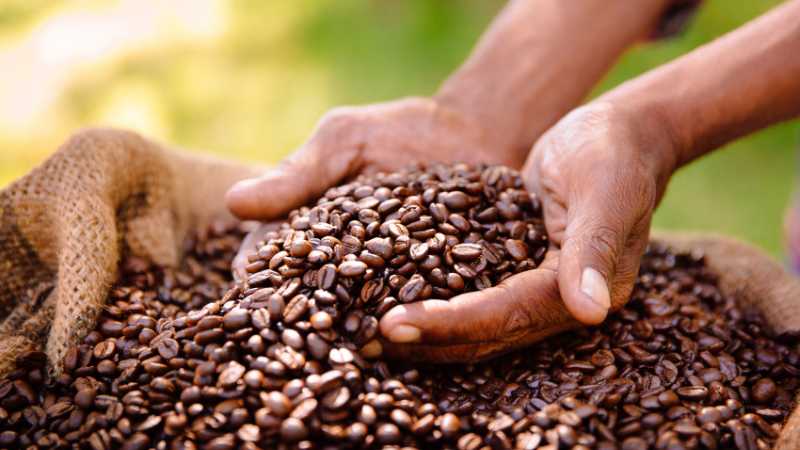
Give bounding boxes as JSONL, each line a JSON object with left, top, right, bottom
{"left": 228, "top": 102, "right": 676, "bottom": 362}
{"left": 227, "top": 0, "right": 800, "bottom": 361}
{"left": 225, "top": 97, "right": 519, "bottom": 223}
{"left": 379, "top": 103, "right": 675, "bottom": 361}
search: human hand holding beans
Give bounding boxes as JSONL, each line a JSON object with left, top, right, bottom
{"left": 224, "top": 0, "right": 691, "bottom": 361}
{"left": 378, "top": 102, "right": 675, "bottom": 361}
{"left": 382, "top": 0, "right": 800, "bottom": 360}
{"left": 225, "top": 95, "right": 518, "bottom": 286}
{"left": 225, "top": 101, "right": 675, "bottom": 362}
{"left": 226, "top": 0, "right": 800, "bottom": 361}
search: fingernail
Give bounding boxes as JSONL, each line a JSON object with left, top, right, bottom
{"left": 580, "top": 267, "right": 611, "bottom": 310}
{"left": 385, "top": 324, "right": 421, "bottom": 343}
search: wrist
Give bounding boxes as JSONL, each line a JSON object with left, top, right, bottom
{"left": 432, "top": 87, "right": 522, "bottom": 165}
{"left": 436, "top": 0, "right": 676, "bottom": 165}
{"left": 592, "top": 100, "right": 681, "bottom": 194}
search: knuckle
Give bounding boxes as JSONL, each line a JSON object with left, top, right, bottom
{"left": 587, "top": 225, "right": 622, "bottom": 267}
{"left": 610, "top": 276, "right": 636, "bottom": 310}
{"left": 538, "top": 158, "right": 563, "bottom": 186}
{"left": 279, "top": 152, "right": 308, "bottom": 171}
{"left": 318, "top": 107, "right": 359, "bottom": 131}
{"left": 494, "top": 285, "right": 536, "bottom": 340}
{"left": 313, "top": 107, "right": 367, "bottom": 158}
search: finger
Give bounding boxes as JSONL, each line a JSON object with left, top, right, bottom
{"left": 381, "top": 340, "right": 487, "bottom": 364}
{"left": 380, "top": 339, "right": 481, "bottom": 363}
{"left": 225, "top": 142, "right": 358, "bottom": 220}
{"left": 379, "top": 260, "right": 569, "bottom": 346}
{"left": 382, "top": 313, "right": 574, "bottom": 363}
{"left": 557, "top": 192, "right": 629, "bottom": 325}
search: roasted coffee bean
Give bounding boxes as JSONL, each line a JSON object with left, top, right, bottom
{"left": 751, "top": 378, "right": 777, "bottom": 404}
{"left": 375, "top": 423, "right": 402, "bottom": 444}
{"left": 677, "top": 386, "right": 709, "bottom": 401}
{"left": 339, "top": 261, "right": 367, "bottom": 277}
{"left": 156, "top": 338, "right": 179, "bottom": 359}
{"left": 441, "top": 191, "right": 470, "bottom": 210}
{"left": 222, "top": 308, "right": 250, "bottom": 330}
{"left": 264, "top": 391, "right": 292, "bottom": 417}
{"left": 310, "top": 311, "right": 333, "bottom": 331}
{"left": 440, "top": 412, "right": 461, "bottom": 437}
{"left": 504, "top": 239, "right": 528, "bottom": 261}
{"left": 451, "top": 243, "right": 482, "bottom": 261}
{"left": 289, "top": 240, "right": 313, "bottom": 258}
{"left": 280, "top": 417, "right": 308, "bottom": 442}
{"left": 283, "top": 295, "right": 309, "bottom": 323}
{"left": 317, "top": 264, "right": 337, "bottom": 290}
{"left": 398, "top": 274, "right": 426, "bottom": 303}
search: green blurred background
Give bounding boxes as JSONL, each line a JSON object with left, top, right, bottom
{"left": 0, "top": 1, "right": 797, "bottom": 256}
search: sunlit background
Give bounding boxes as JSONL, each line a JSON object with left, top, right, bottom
{"left": 1, "top": 0, "right": 797, "bottom": 256}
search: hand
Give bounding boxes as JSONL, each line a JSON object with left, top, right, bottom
{"left": 380, "top": 102, "right": 678, "bottom": 361}
{"left": 226, "top": 97, "right": 518, "bottom": 274}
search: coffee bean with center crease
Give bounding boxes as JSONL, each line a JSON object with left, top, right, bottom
{"left": 399, "top": 274, "right": 426, "bottom": 303}
{"left": 3, "top": 166, "right": 798, "bottom": 450}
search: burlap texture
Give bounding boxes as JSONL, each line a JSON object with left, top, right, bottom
{"left": 0, "top": 131, "right": 798, "bottom": 445}
{"left": 652, "top": 231, "right": 800, "bottom": 449}
{"left": 0, "top": 128, "right": 261, "bottom": 377}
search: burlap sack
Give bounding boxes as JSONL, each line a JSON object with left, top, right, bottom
{"left": 651, "top": 231, "right": 800, "bottom": 449}
{"left": 1, "top": 130, "right": 799, "bottom": 445}
{"left": 0, "top": 128, "right": 261, "bottom": 377}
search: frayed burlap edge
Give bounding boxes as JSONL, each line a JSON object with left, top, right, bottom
{"left": 0, "top": 128, "right": 261, "bottom": 377}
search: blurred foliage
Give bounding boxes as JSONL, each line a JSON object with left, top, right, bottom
{"left": 0, "top": 0, "right": 797, "bottom": 256}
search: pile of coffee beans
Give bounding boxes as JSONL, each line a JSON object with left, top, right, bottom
{"left": 0, "top": 164, "right": 798, "bottom": 450}
{"left": 406, "top": 243, "right": 800, "bottom": 449}
{"left": 239, "top": 163, "right": 548, "bottom": 358}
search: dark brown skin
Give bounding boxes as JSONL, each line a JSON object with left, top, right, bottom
{"left": 228, "top": 0, "right": 800, "bottom": 361}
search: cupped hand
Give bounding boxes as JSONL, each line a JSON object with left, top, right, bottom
{"left": 380, "top": 102, "right": 678, "bottom": 361}
{"left": 226, "top": 97, "right": 518, "bottom": 221}
{"left": 227, "top": 97, "right": 518, "bottom": 277}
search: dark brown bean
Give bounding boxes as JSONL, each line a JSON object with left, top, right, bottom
{"left": 339, "top": 260, "right": 367, "bottom": 277}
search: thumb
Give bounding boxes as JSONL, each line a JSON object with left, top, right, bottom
{"left": 558, "top": 200, "right": 628, "bottom": 325}
{"left": 225, "top": 143, "right": 355, "bottom": 220}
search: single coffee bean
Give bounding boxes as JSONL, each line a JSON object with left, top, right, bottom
{"left": 318, "top": 264, "right": 338, "bottom": 290}
{"left": 440, "top": 412, "right": 461, "bottom": 437}
{"left": 399, "top": 274, "right": 426, "bottom": 303}
{"left": 222, "top": 308, "right": 250, "bottom": 330}
{"left": 283, "top": 294, "right": 309, "bottom": 323}
{"left": 676, "top": 386, "right": 709, "bottom": 401}
{"left": 376, "top": 423, "right": 402, "bottom": 444}
{"left": 156, "top": 338, "right": 179, "bottom": 359}
{"left": 441, "top": 191, "right": 470, "bottom": 210}
{"left": 451, "top": 243, "right": 482, "bottom": 261}
{"left": 339, "top": 261, "right": 367, "bottom": 277}
{"left": 310, "top": 311, "right": 333, "bottom": 330}
{"left": 218, "top": 361, "right": 245, "bottom": 388}
{"left": 751, "top": 378, "right": 777, "bottom": 404}
{"left": 280, "top": 418, "right": 308, "bottom": 442}
{"left": 290, "top": 240, "right": 313, "bottom": 258}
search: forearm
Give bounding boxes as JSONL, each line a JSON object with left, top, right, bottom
{"left": 436, "top": 0, "right": 672, "bottom": 164}
{"left": 602, "top": 0, "right": 800, "bottom": 173}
